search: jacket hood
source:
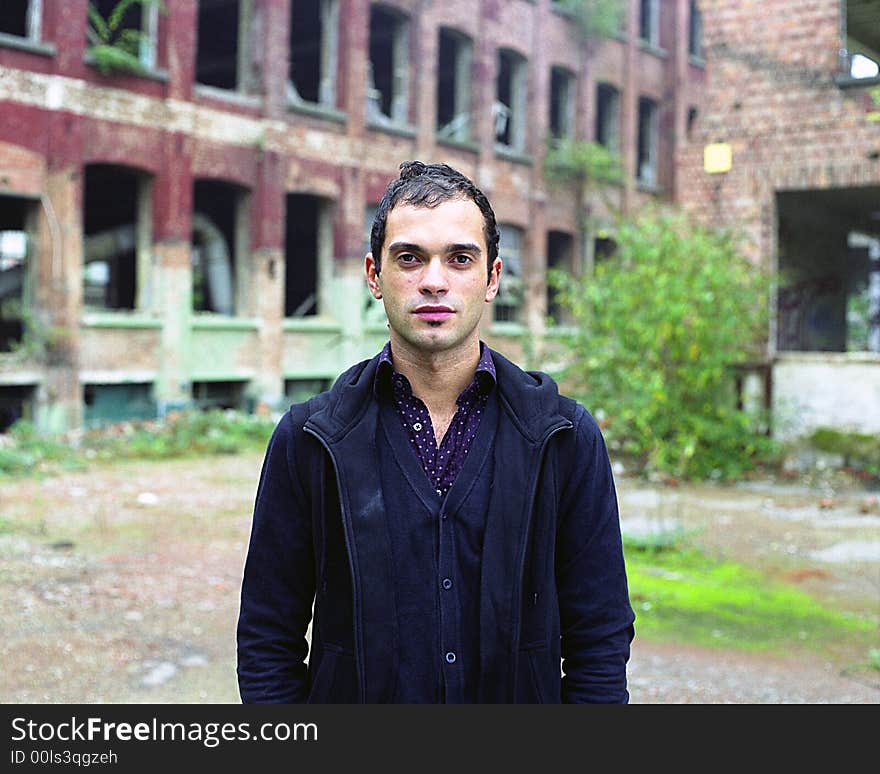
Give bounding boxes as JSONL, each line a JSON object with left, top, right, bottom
{"left": 304, "top": 345, "right": 567, "bottom": 444}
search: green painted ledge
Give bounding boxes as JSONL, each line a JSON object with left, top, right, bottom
{"left": 81, "top": 312, "right": 163, "bottom": 329}
{"left": 191, "top": 315, "right": 260, "bottom": 331}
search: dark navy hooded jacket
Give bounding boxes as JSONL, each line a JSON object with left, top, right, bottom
{"left": 236, "top": 347, "right": 635, "bottom": 703}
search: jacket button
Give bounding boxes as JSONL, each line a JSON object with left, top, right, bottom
{"left": 445, "top": 652, "right": 456, "bottom": 664}
{"left": 442, "top": 578, "right": 453, "bottom": 590}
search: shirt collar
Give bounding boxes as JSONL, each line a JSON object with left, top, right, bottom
{"left": 374, "top": 341, "right": 496, "bottom": 399}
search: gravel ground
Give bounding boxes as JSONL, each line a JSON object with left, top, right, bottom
{"left": 1, "top": 451, "right": 877, "bottom": 704}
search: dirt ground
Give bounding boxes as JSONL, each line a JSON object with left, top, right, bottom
{"left": 1, "top": 451, "right": 878, "bottom": 704}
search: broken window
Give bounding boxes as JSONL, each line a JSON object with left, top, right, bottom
{"left": 842, "top": 0, "right": 880, "bottom": 79}
{"left": 636, "top": 96, "right": 658, "bottom": 187}
{"left": 196, "top": 0, "right": 254, "bottom": 91}
{"left": 284, "top": 194, "right": 328, "bottom": 317}
{"left": 549, "top": 66, "right": 576, "bottom": 142}
{"left": 83, "top": 164, "right": 151, "bottom": 311}
{"left": 688, "top": 0, "right": 703, "bottom": 59}
{"left": 436, "top": 28, "right": 473, "bottom": 142}
{"left": 90, "top": 0, "right": 159, "bottom": 69}
{"left": 0, "top": 195, "right": 35, "bottom": 353}
{"left": 0, "top": 385, "right": 36, "bottom": 432}
{"left": 639, "top": 0, "right": 659, "bottom": 46}
{"left": 0, "top": 0, "right": 40, "bottom": 40}
{"left": 547, "top": 230, "right": 574, "bottom": 325}
{"left": 776, "top": 187, "right": 880, "bottom": 353}
{"left": 495, "top": 49, "right": 527, "bottom": 151}
{"left": 367, "top": 4, "right": 410, "bottom": 125}
{"left": 83, "top": 382, "right": 155, "bottom": 428}
{"left": 495, "top": 223, "right": 524, "bottom": 323}
{"left": 192, "top": 180, "right": 249, "bottom": 316}
{"left": 288, "top": 0, "right": 339, "bottom": 108}
{"left": 191, "top": 379, "right": 246, "bottom": 410}
{"left": 595, "top": 82, "right": 620, "bottom": 151}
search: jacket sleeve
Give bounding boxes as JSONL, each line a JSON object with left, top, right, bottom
{"left": 237, "top": 409, "right": 316, "bottom": 703}
{"left": 556, "top": 406, "right": 635, "bottom": 703}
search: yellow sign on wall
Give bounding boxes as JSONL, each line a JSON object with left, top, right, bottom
{"left": 704, "top": 143, "right": 732, "bottom": 174}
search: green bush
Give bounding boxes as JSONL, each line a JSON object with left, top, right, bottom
{"left": 550, "top": 206, "right": 779, "bottom": 480}
{"left": 0, "top": 410, "right": 276, "bottom": 478}
{"left": 808, "top": 428, "right": 880, "bottom": 476}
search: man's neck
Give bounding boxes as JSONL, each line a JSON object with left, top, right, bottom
{"left": 388, "top": 336, "right": 481, "bottom": 410}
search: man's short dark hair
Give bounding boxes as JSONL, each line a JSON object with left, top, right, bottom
{"left": 370, "top": 160, "right": 500, "bottom": 281}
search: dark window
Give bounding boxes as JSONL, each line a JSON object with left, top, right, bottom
{"left": 637, "top": 97, "right": 658, "bottom": 186}
{"left": 196, "top": 0, "right": 242, "bottom": 89}
{"left": 0, "top": 0, "right": 32, "bottom": 38}
{"left": 596, "top": 82, "right": 620, "bottom": 150}
{"left": 436, "top": 28, "right": 472, "bottom": 141}
{"left": 284, "top": 194, "right": 322, "bottom": 317}
{"left": 192, "top": 180, "right": 245, "bottom": 316}
{"left": 549, "top": 67, "right": 575, "bottom": 141}
{"left": 83, "top": 165, "right": 142, "bottom": 311}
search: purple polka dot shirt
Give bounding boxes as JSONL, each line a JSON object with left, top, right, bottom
{"left": 376, "top": 341, "right": 496, "bottom": 498}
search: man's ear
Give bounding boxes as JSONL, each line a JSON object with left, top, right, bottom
{"left": 485, "top": 257, "right": 502, "bottom": 302}
{"left": 365, "top": 253, "right": 383, "bottom": 299}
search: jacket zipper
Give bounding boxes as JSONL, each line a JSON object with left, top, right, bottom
{"left": 509, "top": 418, "right": 573, "bottom": 696}
{"left": 304, "top": 424, "right": 367, "bottom": 703}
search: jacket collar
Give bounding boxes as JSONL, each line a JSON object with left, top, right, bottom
{"left": 306, "top": 344, "right": 567, "bottom": 445}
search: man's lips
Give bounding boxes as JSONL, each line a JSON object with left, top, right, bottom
{"left": 413, "top": 305, "right": 455, "bottom": 321}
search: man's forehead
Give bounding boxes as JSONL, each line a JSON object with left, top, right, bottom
{"left": 385, "top": 198, "right": 484, "bottom": 232}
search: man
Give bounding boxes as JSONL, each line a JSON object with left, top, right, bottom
{"left": 237, "top": 161, "right": 635, "bottom": 703}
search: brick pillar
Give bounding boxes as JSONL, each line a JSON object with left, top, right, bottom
{"left": 34, "top": 167, "right": 82, "bottom": 432}
{"left": 251, "top": 148, "right": 285, "bottom": 409}
{"left": 153, "top": 133, "right": 193, "bottom": 412}
{"left": 154, "top": 240, "right": 192, "bottom": 411}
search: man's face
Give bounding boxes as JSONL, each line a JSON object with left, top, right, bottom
{"left": 365, "top": 198, "right": 501, "bottom": 357}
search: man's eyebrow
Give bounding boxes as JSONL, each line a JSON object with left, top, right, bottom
{"left": 386, "top": 241, "right": 483, "bottom": 255}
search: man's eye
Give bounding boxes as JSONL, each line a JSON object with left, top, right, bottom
{"left": 398, "top": 253, "right": 419, "bottom": 264}
{"left": 451, "top": 254, "right": 473, "bottom": 265}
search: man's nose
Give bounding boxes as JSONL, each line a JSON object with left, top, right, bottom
{"left": 419, "top": 257, "right": 448, "bottom": 295}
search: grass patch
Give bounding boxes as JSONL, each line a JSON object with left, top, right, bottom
{"left": 624, "top": 534, "right": 877, "bottom": 657}
{"left": 0, "top": 410, "right": 276, "bottom": 480}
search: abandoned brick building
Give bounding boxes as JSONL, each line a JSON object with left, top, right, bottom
{"left": 0, "top": 0, "right": 706, "bottom": 432}
{"left": 677, "top": 0, "right": 880, "bottom": 438}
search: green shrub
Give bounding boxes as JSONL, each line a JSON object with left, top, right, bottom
{"left": 808, "top": 428, "right": 880, "bottom": 475}
{"left": 550, "top": 205, "right": 780, "bottom": 480}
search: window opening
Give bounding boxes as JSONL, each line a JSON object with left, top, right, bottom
{"left": 0, "top": 0, "right": 40, "bottom": 40}
{"left": 196, "top": 0, "right": 253, "bottom": 91}
{"left": 367, "top": 5, "right": 409, "bottom": 125}
{"left": 192, "top": 380, "right": 246, "bottom": 411}
{"left": 192, "top": 180, "right": 248, "bottom": 316}
{"left": 776, "top": 187, "right": 880, "bottom": 353}
{"left": 688, "top": 0, "right": 703, "bottom": 59}
{"left": 495, "top": 49, "right": 527, "bottom": 151}
{"left": 83, "top": 165, "right": 148, "bottom": 311}
{"left": 494, "top": 223, "right": 524, "bottom": 323}
{"left": 437, "top": 28, "right": 473, "bottom": 142}
{"left": 547, "top": 230, "right": 574, "bottom": 325}
{"left": 0, "top": 196, "right": 35, "bottom": 353}
{"left": 549, "top": 67, "right": 575, "bottom": 141}
{"left": 639, "top": 0, "right": 659, "bottom": 46}
{"left": 90, "top": 0, "right": 158, "bottom": 69}
{"left": 284, "top": 194, "right": 323, "bottom": 317}
{"left": 596, "top": 82, "right": 620, "bottom": 151}
{"left": 0, "top": 385, "right": 36, "bottom": 433}
{"left": 843, "top": 0, "right": 880, "bottom": 78}
{"left": 636, "top": 97, "right": 658, "bottom": 187}
{"left": 83, "top": 382, "right": 156, "bottom": 428}
{"left": 288, "top": 0, "right": 339, "bottom": 107}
